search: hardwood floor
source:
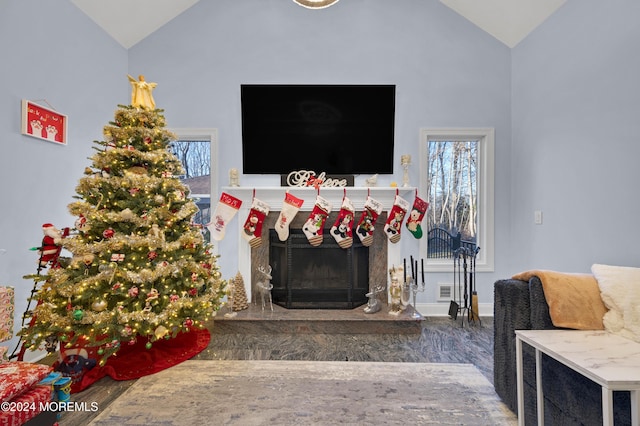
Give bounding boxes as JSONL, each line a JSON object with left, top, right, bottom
{"left": 54, "top": 308, "right": 494, "bottom": 425}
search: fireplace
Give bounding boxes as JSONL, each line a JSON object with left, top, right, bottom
{"left": 250, "top": 209, "right": 390, "bottom": 310}
{"left": 269, "top": 229, "right": 369, "bottom": 309}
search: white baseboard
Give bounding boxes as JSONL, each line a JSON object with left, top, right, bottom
{"left": 415, "top": 302, "right": 493, "bottom": 317}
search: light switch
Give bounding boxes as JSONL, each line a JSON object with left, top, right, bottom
{"left": 534, "top": 210, "right": 543, "bottom": 225}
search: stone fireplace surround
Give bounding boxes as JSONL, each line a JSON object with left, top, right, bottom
{"left": 224, "top": 187, "right": 415, "bottom": 305}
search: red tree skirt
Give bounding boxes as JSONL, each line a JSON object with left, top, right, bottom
{"left": 58, "top": 328, "right": 211, "bottom": 394}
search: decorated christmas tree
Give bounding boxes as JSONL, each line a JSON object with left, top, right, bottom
{"left": 20, "top": 76, "right": 226, "bottom": 366}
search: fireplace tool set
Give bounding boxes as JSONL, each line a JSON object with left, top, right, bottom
{"left": 448, "top": 246, "right": 481, "bottom": 327}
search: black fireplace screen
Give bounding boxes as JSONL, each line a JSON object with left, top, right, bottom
{"left": 269, "top": 229, "right": 369, "bottom": 309}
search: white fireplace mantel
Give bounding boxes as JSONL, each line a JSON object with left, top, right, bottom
{"left": 221, "top": 186, "right": 416, "bottom": 211}
{"left": 221, "top": 186, "right": 416, "bottom": 302}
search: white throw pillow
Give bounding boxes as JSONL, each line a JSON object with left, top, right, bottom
{"left": 591, "top": 263, "right": 640, "bottom": 342}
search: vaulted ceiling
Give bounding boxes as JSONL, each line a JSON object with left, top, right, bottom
{"left": 71, "top": 0, "right": 566, "bottom": 49}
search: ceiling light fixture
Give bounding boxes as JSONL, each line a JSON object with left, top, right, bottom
{"left": 293, "top": 0, "right": 340, "bottom": 9}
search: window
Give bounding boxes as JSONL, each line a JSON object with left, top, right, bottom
{"left": 170, "top": 129, "right": 218, "bottom": 243}
{"left": 419, "top": 128, "right": 494, "bottom": 272}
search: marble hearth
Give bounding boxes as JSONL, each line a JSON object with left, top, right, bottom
{"left": 225, "top": 187, "right": 415, "bottom": 305}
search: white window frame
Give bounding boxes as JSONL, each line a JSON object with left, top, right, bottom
{"left": 418, "top": 128, "right": 494, "bottom": 272}
{"left": 170, "top": 128, "right": 218, "bottom": 250}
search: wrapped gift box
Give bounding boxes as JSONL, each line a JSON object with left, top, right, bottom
{"left": 0, "top": 286, "right": 15, "bottom": 364}
{"left": 0, "top": 383, "right": 53, "bottom": 426}
{"left": 0, "top": 286, "right": 14, "bottom": 342}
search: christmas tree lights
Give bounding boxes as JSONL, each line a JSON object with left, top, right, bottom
{"left": 21, "top": 103, "right": 226, "bottom": 365}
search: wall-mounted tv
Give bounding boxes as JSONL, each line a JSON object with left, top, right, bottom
{"left": 241, "top": 84, "right": 396, "bottom": 176}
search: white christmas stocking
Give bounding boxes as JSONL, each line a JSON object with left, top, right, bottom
{"left": 208, "top": 192, "right": 242, "bottom": 241}
{"left": 275, "top": 192, "right": 304, "bottom": 241}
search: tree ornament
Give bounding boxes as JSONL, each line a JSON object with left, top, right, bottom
{"left": 275, "top": 192, "right": 304, "bottom": 241}
{"left": 154, "top": 325, "right": 168, "bottom": 339}
{"left": 72, "top": 308, "right": 84, "bottom": 321}
{"left": 145, "top": 342, "right": 152, "bottom": 350}
{"left": 83, "top": 253, "right": 95, "bottom": 267}
{"left": 92, "top": 299, "right": 108, "bottom": 312}
{"left": 102, "top": 228, "right": 115, "bottom": 239}
{"left": 75, "top": 215, "right": 91, "bottom": 232}
{"left": 302, "top": 195, "right": 332, "bottom": 247}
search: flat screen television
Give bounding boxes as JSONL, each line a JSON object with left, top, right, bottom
{"left": 240, "top": 84, "right": 396, "bottom": 175}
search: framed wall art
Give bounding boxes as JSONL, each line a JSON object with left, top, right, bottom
{"left": 21, "top": 100, "right": 67, "bottom": 145}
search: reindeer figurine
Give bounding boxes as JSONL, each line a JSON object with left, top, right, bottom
{"left": 363, "top": 283, "right": 385, "bottom": 314}
{"left": 255, "top": 265, "right": 274, "bottom": 311}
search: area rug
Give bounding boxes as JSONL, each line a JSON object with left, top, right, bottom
{"left": 88, "top": 360, "right": 517, "bottom": 425}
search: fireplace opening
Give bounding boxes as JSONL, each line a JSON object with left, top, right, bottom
{"left": 269, "top": 229, "right": 369, "bottom": 309}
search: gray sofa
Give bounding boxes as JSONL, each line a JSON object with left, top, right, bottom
{"left": 493, "top": 277, "right": 632, "bottom": 425}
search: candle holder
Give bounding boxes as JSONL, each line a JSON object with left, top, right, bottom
{"left": 400, "top": 154, "right": 411, "bottom": 187}
{"left": 229, "top": 168, "right": 239, "bottom": 187}
{"left": 410, "top": 278, "right": 425, "bottom": 319}
{"left": 405, "top": 256, "right": 425, "bottom": 318}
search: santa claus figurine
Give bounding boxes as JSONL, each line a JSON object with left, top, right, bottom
{"left": 38, "top": 223, "right": 69, "bottom": 268}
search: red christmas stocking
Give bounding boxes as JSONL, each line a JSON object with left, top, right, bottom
{"left": 330, "top": 196, "right": 355, "bottom": 249}
{"left": 241, "top": 197, "right": 270, "bottom": 248}
{"left": 355, "top": 196, "right": 383, "bottom": 247}
{"left": 405, "top": 196, "right": 429, "bottom": 239}
{"left": 383, "top": 194, "right": 410, "bottom": 244}
{"left": 302, "top": 195, "right": 332, "bottom": 247}
{"left": 208, "top": 192, "right": 242, "bottom": 241}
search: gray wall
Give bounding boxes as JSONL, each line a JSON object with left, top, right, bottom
{"left": 1, "top": 0, "right": 638, "bottom": 356}
{"left": 510, "top": 0, "right": 640, "bottom": 272}
{"left": 127, "top": 0, "right": 513, "bottom": 299}
{"left": 0, "top": 0, "right": 128, "bottom": 359}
